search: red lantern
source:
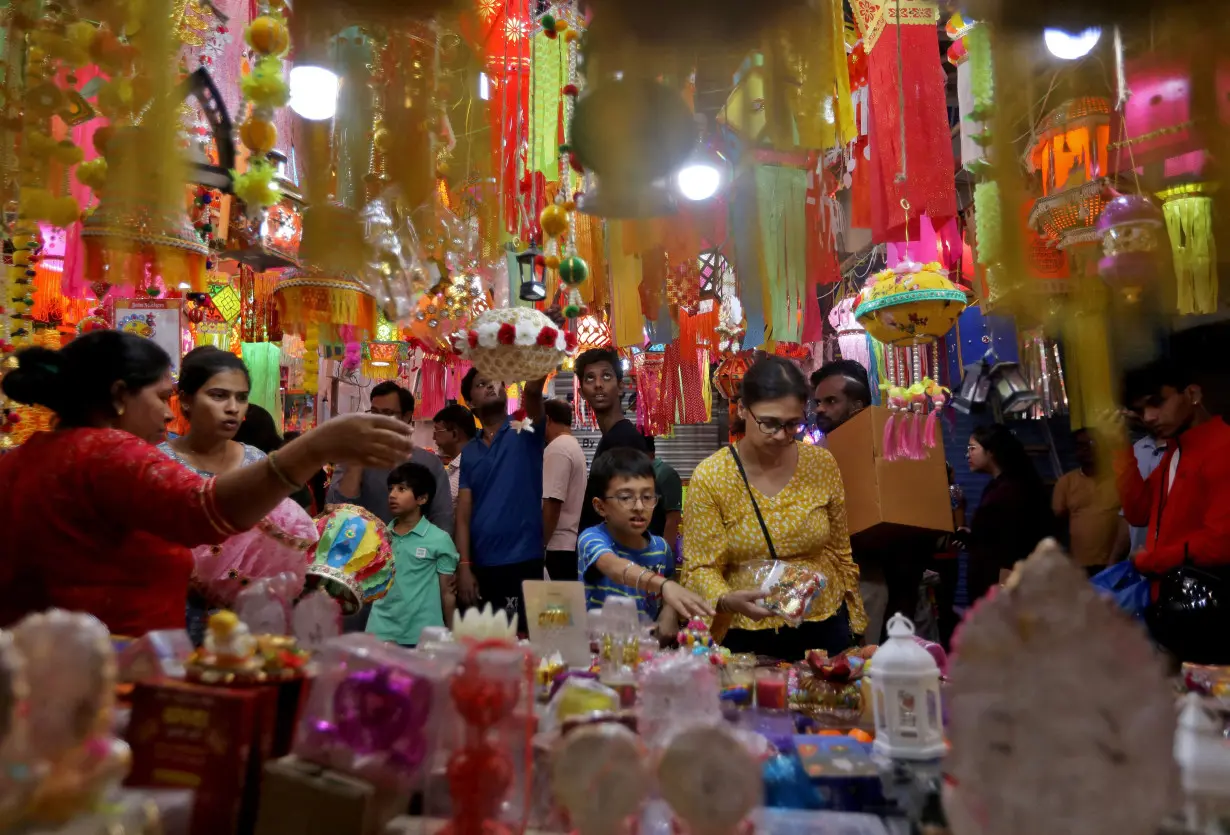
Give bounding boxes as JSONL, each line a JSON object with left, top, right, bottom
{"left": 713, "top": 352, "right": 751, "bottom": 401}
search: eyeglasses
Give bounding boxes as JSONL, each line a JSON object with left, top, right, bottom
{"left": 602, "top": 492, "right": 661, "bottom": 509}
{"left": 746, "top": 408, "right": 806, "bottom": 438}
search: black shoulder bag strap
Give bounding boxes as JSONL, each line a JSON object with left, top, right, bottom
{"left": 728, "top": 443, "right": 778, "bottom": 561}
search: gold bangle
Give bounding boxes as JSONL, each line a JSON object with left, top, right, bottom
{"left": 266, "top": 451, "right": 301, "bottom": 490}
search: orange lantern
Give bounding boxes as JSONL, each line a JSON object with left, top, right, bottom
{"left": 713, "top": 352, "right": 751, "bottom": 401}
{"left": 1028, "top": 97, "right": 1112, "bottom": 198}
{"left": 576, "top": 314, "right": 612, "bottom": 350}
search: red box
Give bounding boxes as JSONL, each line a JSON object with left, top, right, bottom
{"left": 125, "top": 680, "right": 277, "bottom": 835}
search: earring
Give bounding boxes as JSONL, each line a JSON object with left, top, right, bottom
{"left": 115, "top": 404, "right": 125, "bottom": 417}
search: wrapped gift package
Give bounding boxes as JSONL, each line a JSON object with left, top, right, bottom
{"left": 253, "top": 756, "right": 410, "bottom": 835}
{"left": 790, "top": 736, "right": 887, "bottom": 813}
{"left": 825, "top": 406, "right": 952, "bottom": 547}
{"left": 124, "top": 680, "right": 277, "bottom": 835}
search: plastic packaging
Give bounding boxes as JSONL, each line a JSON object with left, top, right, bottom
{"left": 293, "top": 634, "right": 446, "bottom": 791}
{"left": 729, "top": 561, "right": 828, "bottom": 626}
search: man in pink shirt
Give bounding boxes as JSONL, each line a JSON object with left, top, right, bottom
{"left": 542, "top": 398, "right": 588, "bottom": 581}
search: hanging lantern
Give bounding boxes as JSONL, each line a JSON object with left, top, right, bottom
{"left": 1155, "top": 182, "right": 1219, "bottom": 315}
{"left": 82, "top": 198, "right": 209, "bottom": 292}
{"left": 516, "top": 243, "right": 546, "bottom": 302}
{"left": 576, "top": 314, "right": 612, "bottom": 350}
{"left": 869, "top": 613, "right": 945, "bottom": 761}
{"left": 363, "top": 341, "right": 404, "bottom": 380}
{"left": 854, "top": 262, "right": 967, "bottom": 345}
{"left": 713, "top": 352, "right": 751, "bottom": 401}
{"left": 1096, "top": 193, "right": 1166, "bottom": 303}
{"left": 272, "top": 269, "right": 376, "bottom": 338}
{"left": 224, "top": 150, "right": 305, "bottom": 270}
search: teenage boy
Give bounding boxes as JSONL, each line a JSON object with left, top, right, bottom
{"left": 575, "top": 347, "right": 648, "bottom": 534}
{"left": 367, "top": 462, "right": 459, "bottom": 647}
{"left": 578, "top": 449, "right": 712, "bottom": 641}
{"left": 1116, "top": 359, "right": 1230, "bottom": 578}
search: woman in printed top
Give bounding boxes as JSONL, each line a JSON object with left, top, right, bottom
{"left": 158, "top": 347, "right": 317, "bottom": 643}
{"left": 578, "top": 448, "right": 712, "bottom": 643}
{"left": 682, "top": 356, "right": 867, "bottom": 662}
{"left": 0, "top": 330, "right": 412, "bottom": 636}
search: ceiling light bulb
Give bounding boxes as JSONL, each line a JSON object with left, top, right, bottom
{"left": 1043, "top": 27, "right": 1102, "bottom": 61}
{"left": 370, "top": 361, "right": 390, "bottom": 367}
{"left": 177, "top": 282, "right": 191, "bottom": 290}
{"left": 676, "top": 162, "right": 722, "bottom": 202}
{"left": 289, "top": 65, "right": 340, "bottom": 121}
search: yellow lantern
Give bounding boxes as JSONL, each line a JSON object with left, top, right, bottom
{"left": 854, "top": 261, "right": 967, "bottom": 345}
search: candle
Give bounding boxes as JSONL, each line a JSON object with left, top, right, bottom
{"left": 755, "top": 668, "right": 788, "bottom": 710}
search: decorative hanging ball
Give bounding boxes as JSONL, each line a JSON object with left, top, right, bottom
{"left": 563, "top": 200, "right": 576, "bottom": 211}
{"left": 562, "top": 84, "right": 579, "bottom": 97}
{"left": 145, "top": 286, "right": 161, "bottom": 298}
{"left": 246, "top": 15, "right": 290, "bottom": 56}
{"left": 541, "top": 14, "right": 556, "bottom": 30}
{"left": 544, "top": 254, "right": 561, "bottom": 270}
{"left": 1096, "top": 193, "right": 1165, "bottom": 304}
{"left": 533, "top": 254, "right": 547, "bottom": 268}
{"left": 539, "top": 203, "right": 570, "bottom": 238}
{"left": 563, "top": 303, "right": 582, "bottom": 319}
{"left": 564, "top": 28, "right": 579, "bottom": 43}
{"left": 554, "top": 18, "right": 568, "bottom": 32}
{"left": 558, "top": 255, "right": 589, "bottom": 287}
{"left": 569, "top": 153, "right": 585, "bottom": 174}
{"left": 240, "top": 117, "right": 278, "bottom": 155}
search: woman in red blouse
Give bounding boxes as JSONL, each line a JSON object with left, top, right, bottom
{"left": 0, "top": 330, "right": 412, "bottom": 636}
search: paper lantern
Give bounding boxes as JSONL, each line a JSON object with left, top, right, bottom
{"left": 1156, "top": 182, "right": 1219, "bottom": 315}
{"left": 869, "top": 613, "right": 945, "bottom": 761}
{"left": 1027, "top": 98, "right": 1112, "bottom": 198}
{"left": 272, "top": 268, "right": 376, "bottom": 338}
{"left": 1096, "top": 193, "right": 1166, "bottom": 303}
{"left": 308, "top": 505, "right": 394, "bottom": 615}
{"left": 576, "top": 314, "right": 612, "bottom": 350}
{"left": 1028, "top": 181, "right": 1111, "bottom": 251}
{"left": 854, "top": 262, "right": 967, "bottom": 345}
{"left": 713, "top": 352, "right": 751, "bottom": 401}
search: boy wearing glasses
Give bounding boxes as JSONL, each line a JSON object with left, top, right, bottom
{"left": 579, "top": 449, "right": 713, "bottom": 642}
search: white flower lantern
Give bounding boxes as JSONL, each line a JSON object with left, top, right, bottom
{"left": 870, "top": 613, "right": 945, "bottom": 760}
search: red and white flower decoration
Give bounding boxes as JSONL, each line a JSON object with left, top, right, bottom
{"left": 510, "top": 408, "right": 533, "bottom": 434}
{"left": 457, "top": 307, "right": 577, "bottom": 384}
{"left": 470, "top": 319, "right": 570, "bottom": 352}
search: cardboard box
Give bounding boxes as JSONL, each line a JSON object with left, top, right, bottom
{"left": 826, "top": 407, "right": 952, "bottom": 547}
{"left": 125, "top": 680, "right": 276, "bottom": 835}
{"left": 791, "top": 736, "right": 886, "bottom": 813}
{"left": 253, "top": 757, "right": 409, "bottom": 835}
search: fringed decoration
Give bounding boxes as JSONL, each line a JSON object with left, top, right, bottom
{"left": 608, "top": 223, "right": 645, "bottom": 348}
{"left": 272, "top": 270, "right": 377, "bottom": 338}
{"left": 574, "top": 210, "right": 606, "bottom": 309}
{"left": 755, "top": 165, "right": 808, "bottom": 344}
{"left": 445, "top": 358, "right": 471, "bottom": 403}
{"left": 660, "top": 342, "right": 709, "bottom": 426}
{"left": 302, "top": 326, "right": 321, "bottom": 396}
{"left": 924, "top": 408, "right": 940, "bottom": 448}
{"left": 531, "top": 32, "right": 565, "bottom": 179}
{"left": 1163, "top": 195, "right": 1218, "bottom": 315}
{"left": 678, "top": 306, "right": 718, "bottom": 357}
{"left": 633, "top": 350, "right": 670, "bottom": 437}
{"left": 882, "top": 412, "right": 896, "bottom": 459}
{"left": 418, "top": 356, "right": 447, "bottom": 418}
{"left": 242, "top": 342, "right": 283, "bottom": 428}
{"left": 731, "top": 169, "right": 768, "bottom": 347}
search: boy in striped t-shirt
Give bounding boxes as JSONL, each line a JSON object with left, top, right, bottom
{"left": 578, "top": 448, "right": 712, "bottom": 641}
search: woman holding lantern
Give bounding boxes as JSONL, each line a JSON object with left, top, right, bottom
{"left": 682, "top": 356, "right": 867, "bottom": 661}
{"left": 0, "top": 330, "right": 412, "bottom": 636}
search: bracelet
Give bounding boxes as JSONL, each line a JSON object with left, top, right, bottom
{"left": 716, "top": 595, "right": 729, "bottom": 614}
{"left": 458, "top": 560, "right": 472, "bottom": 567}
{"left": 634, "top": 567, "right": 651, "bottom": 592}
{"left": 266, "top": 451, "right": 301, "bottom": 490}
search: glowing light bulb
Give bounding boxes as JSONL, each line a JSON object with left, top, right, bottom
{"left": 676, "top": 162, "right": 722, "bottom": 202}
{"left": 370, "top": 360, "right": 390, "bottom": 367}
{"left": 289, "top": 65, "right": 340, "bottom": 121}
{"left": 1043, "top": 27, "right": 1101, "bottom": 61}
{"left": 177, "top": 282, "right": 191, "bottom": 290}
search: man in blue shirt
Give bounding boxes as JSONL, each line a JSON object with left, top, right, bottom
{"left": 455, "top": 367, "right": 546, "bottom": 634}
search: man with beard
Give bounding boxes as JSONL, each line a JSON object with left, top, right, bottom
{"left": 575, "top": 348, "right": 650, "bottom": 534}
{"left": 812, "top": 360, "right": 924, "bottom": 643}
{"left": 455, "top": 368, "right": 547, "bottom": 634}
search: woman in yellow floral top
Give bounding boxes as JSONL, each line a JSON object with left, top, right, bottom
{"left": 682, "top": 356, "right": 866, "bottom": 661}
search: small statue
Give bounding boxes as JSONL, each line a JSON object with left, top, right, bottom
{"left": 205, "top": 611, "right": 257, "bottom": 667}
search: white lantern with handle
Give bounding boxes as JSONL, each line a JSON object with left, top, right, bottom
{"left": 871, "top": 612, "right": 945, "bottom": 760}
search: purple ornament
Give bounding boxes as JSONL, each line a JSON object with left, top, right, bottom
{"left": 1097, "top": 192, "right": 1165, "bottom": 300}
{"left": 331, "top": 667, "right": 433, "bottom": 756}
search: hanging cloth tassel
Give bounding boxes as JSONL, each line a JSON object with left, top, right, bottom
{"left": 1164, "top": 195, "right": 1218, "bottom": 315}
{"left": 418, "top": 356, "right": 448, "bottom": 419}
{"left": 608, "top": 223, "right": 646, "bottom": 347}
{"left": 755, "top": 165, "right": 808, "bottom": 344}
{"left": 241, "top": 342, "right": 283, "bottom": 430}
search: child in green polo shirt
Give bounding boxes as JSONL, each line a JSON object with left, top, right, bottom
{"left": 367, "top": 462, "right": 459, "bottom": 647}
